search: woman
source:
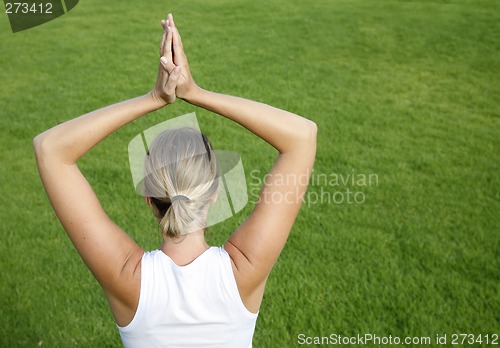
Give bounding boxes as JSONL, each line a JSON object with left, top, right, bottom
{"left": 34, "top": 13, "right": 317, "bottom": 347}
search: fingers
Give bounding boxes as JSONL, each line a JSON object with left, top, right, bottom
{"left": 159, "top": 17, "right": 176, "bottom": 73}
{"left": 167, "top": 14, "right": 188, "bottom": 66}
{"left": 161, "top": 23, "right": 173, "bottom": 61}
{"left": 159, "top": 27, "right": 167, "bottom": 57}
{"left": 155, "top": 16, "right": 182, "bottom": 104}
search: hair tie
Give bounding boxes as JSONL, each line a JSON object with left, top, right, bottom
{"left": 171, "top": 195, "right": 191, "bottom": 203}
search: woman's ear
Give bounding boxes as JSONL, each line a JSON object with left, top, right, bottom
{"left": 145, "top": 196, "right": 152, "bottom": 205}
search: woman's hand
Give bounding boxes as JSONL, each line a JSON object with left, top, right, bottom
{"left": 160, "top": 14, "right": 200, "bottom": 101}
{"left": 150, "top": 16, "right": 181, "bottom": 107}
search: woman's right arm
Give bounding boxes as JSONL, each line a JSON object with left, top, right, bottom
{"left": 191, "top": 89, "right": 317, "bottom": 312}
{"left": 166, "top": 15, "right": 317, "bottom": 313}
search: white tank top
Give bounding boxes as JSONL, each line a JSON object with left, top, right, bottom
{"left": 117, "top": 246, "right": 258, "bottom": 348}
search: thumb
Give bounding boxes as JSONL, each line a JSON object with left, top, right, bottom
{"left": 160, "top": 56, "right": 176, "bottom": 73}
{"left": 165, "top": 67, "right": 181, "bottom": 91}
{"left": 160, "top": 57, "right": 168, "bottom": 70}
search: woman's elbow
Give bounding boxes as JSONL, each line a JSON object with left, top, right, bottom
{"left": 309, "top": 120, "right": 318, "bottom": 140}
{"left": 33, "top": 131, "right": 53, "bottom": 160}
{"left": 304, "top": 119, "right": 317, "bottom": 146}
{"left": 33, "top": 133, "right": 43, "bottom": 153}
{"left": 33, "top": 132, "right": 47, "bottom": 154}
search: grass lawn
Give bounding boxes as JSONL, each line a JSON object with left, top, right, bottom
{"left": 1, "top": 0, "right": 499, "bottom": 347}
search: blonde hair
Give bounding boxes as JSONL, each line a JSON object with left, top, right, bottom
{"left": 142, "top": 127, "right": 219, "bottom": 238}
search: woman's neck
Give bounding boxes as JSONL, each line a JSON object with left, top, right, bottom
{"left": 160, "top": 230, "right": 210, "bottom": 266}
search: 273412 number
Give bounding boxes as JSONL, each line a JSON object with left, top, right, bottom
{"left": 5, "top": 2, "right": 53, "bottom": 14}
{"left": 451, "top": 333, "right": 498, "bottom": 345}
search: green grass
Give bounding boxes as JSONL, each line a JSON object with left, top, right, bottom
{"left": 1, "top": 0, "right": 499, "bottom": 347}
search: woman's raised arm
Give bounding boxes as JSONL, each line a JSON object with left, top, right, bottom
{"left": 166, "top": 15, "right": 317, "bottom": 313}
{"left": 33, "top": 19, "right": 180, "bottom": 326}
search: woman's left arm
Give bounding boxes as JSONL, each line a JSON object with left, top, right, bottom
{"left": 33, "top": 19, "right": 179, "bottom": 322}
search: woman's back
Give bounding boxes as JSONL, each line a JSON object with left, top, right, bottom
{"left": 118, "top": 247, "right": 258, "bottom": 348}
